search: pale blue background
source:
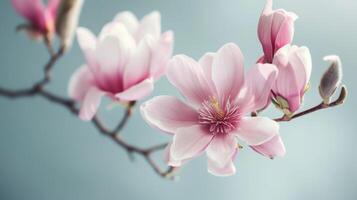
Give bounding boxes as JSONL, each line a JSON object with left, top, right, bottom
{"left": 1, "top": 0, "right": 356, "bottom": 199}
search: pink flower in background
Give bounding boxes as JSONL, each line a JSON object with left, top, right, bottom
{"left": 272, "top": 44, "right": 312, "bottom": 114}
{"left": 141, "top": 43, "right": 281, "bottom": 176}
{"left": 11, "top": 0, "right": 60, "bottom": 39}
{"left": 257, "top": 0, "right": 298, "bottom": 63}
{"left": 68, "top": 11, "right": 174, "bottom": 121}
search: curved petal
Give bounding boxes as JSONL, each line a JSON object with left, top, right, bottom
{"left": 170, "top": 125, "right": 213, "bottom": 163}
{"left": 164, "top": 143, "right": 191, "bottom": 167}
{"left": 167, "top": 55, "right": 212, "bottom": 106}
{"left": 233, "top": 117, "right": 279, "bottom": 146}
{"left": 68, "top": 65, "right": 94, "bottom": 101}
{"left": 274, "top": 11, "right": 297, "bottom": 53}
{"left": 113, "top": 11, "right": 139, "bottom": 35}
{"left": 149, "top": 30, "right": 174, "bottom": 79}
{"left": 251, "top": 135, "right": 286, "bottom": 159}
{"left": 47, "top": 0, "right": 60, "bottom": 18}
{"left": 140, "top": 96, "right": 198, "bottom": 135}
{"left": 95, "top": 35, "right": 123, "bottom": 75}
{"left": 115, "top": 78, "right": 153, "bottom": 101}
{"left": 206, "top": 135, "right": 237, "bottom": 168}
{"left": 212, "top": 43, "right": 244, "bottom": 100}
{"left": 76, "top": 27, "right": 97, "bottom": 69}
{"left": 136, "top": 11, "right": 161, "bottom": 40}
{"left": 238, "top": 63, "right": 278, "bottom": 113}
{"left": 123, "top": 37, "right": 151, "bottom": 89}
{"left": 207, "top": 155, "right": 236, "bottom": 177}
{"left": 257, "top": 1, "right": 274, "bottom": 62}
{"left": 198, "top": 52, "right": 217, "bottom": 95}
{"left": 79, "top": 87, "right": 105, "bottom": 121}
{"left": 273, "top": 45, "right": 311, "bottom": 112}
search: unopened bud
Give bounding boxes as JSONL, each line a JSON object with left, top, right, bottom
{"left": 56, "top": 0, "right": 84, "bottom": 52}
{"left": 319, "top": 55, "right": 343, "bottom": 104}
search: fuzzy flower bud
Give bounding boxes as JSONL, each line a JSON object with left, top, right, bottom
{"left": 319, "top": 55, "right": 343, "bottom": 104}
{"left": 56, "top": 0, "right": 84, "bottom": 51}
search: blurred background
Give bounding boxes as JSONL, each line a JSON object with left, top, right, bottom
{"left": 0, "top": 0, "right": 356, "bottom": 199}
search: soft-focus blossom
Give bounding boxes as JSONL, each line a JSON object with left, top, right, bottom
{"left": 271, "top": 44, "right": 312, "bottom": 115}
{"left": 56, "top": 0, "right": 85, "bottom": 51}
{"left": 257, "top": 0, "right": 298, "bottom": 63}
{"left": 141, "top": 43, "right": 281, "bottom": 176}
{"left": 11, "top": 0, "right": 60, "bottom": 39}
{"left": 319, "top": 55, "right": 343, "bottom": 104}
{"left": 68, "top": 11, "right": 174, "bottom": 121}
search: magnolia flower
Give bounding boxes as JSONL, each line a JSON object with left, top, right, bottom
{"left": 271, "top": 44, "right": 312, "bottom": 115}
{"left": 257, "top": 0, "right": 298, "bottom": 63}
{"left": 141, "top": 43, "right": 281, "bottom": 176}
{"left": 11, "top": 0, "right": 60, "bottom": 39}
{"left": 68, "top": 11, "right": 174, "bottom": 121}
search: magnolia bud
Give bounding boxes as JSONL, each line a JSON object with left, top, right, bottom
{"left": 56, "top": 0, "right": 84, "bottom": 52}
{"left": 319, "top": 55, "right": 343, "bottom": 104}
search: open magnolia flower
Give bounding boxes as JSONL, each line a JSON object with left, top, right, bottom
{"left": 11, "top": 0, "right": 60, "bottom": 39}
{"left": 141, "top": 43, "right": 285, "bottom": 176}
{"left": 68, "top": 11, "right": 174, "bottom": 121}
{"left": 257, "top": 0, "right": 298, "bottom": 63}
{"left": 271, "top": 44, "right": 312, "bottom": 115}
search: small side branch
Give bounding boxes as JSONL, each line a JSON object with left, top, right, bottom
{"left": 274, "top": 86, "right": 347, "bottom": 122}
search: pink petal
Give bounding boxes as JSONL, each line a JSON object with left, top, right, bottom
{"left": 76, "top": 27, "right": 97, "bottom": 69}
{"left": 273, "top": 45, "right": 311, "bottom": 112}
{"left": 113, "top": 11, "right": 139, "bottom": 35}
{"left": 136, "top": 11, "right": 161, "bottom": 41}
{"left": 166, "top": 55, "right": 212, "bottom": 106}
{"left": 123, "top": 37, "right": 151, "bottom": 89}
{"left": 79, "top": 87, "right": 105, "bottom": 121}
{"left": 258, "top": 4, "right": 274, "bottom": 62}
{"left": 12, "top": 0, "right": 46, "bottom": 30}
{"left": 115, "top": 78, "right": 154, "bottom": 101}
{"left": 47, "top": 0, "right": 60, "bottom": 18}
{"left": 233, "top": 117, "right": 279, "bottom": 146}
{"left": 198, "top": 52, "right": 217, "bottom": 95}
{"left": 149, "top": 30, "right": 174, "bottom": 79}
{"left": 251, "top": 135, "right": 286, "bottom": 159}
{"left": 274, "top": 12, "right": 297, "bottom": 53}
{"left": 164, "top": 143, "right": 189, "bottom": 167}
{"left": 238, "top": 63, "right": 278, "bottom": 113}
{"left": 98, "top": 22, "right": 136, "bottom": 46}
{"left": 206, "top": 135, "right": 237, "bottom": 168}
{"left": 170, "top": 125, "right": 213, "bottom": 163}
{"left": 95, "top": 35, "right": 122, "bottom": 75}
{"left": 212, "top": 43, "right": 244, "bottom": 100}
{"left": 140, "top": 96, "right": 198, "bottom": 135}
{"left": 68, "top": 65, "right": 94, "bottom": 101}
{"left": 207, "top": 157, "right": 236, "bottom": 177}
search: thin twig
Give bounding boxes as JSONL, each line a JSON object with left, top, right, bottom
{"left": 274, "top": 86, "right": 347, "bottom": 122}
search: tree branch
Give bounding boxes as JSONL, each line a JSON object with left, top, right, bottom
{"left": 274, "top": 86, "right": 347, "bottom": 122}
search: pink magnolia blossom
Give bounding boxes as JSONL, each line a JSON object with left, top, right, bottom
{"left": 11, "top": 0, "right": 60, "bottom": 38}
{"left": 272, "top": 44, "right": 312, "bottom": 114}
{"left": 257, "top": 0, "right": 298, "bottom": 63}
{"left": 141, "top": 43, "right": 282, "bottom": 176}
{"left": 68, "top": 11, "right": 174, "bottom": 121}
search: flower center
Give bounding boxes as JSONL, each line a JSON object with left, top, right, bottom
{"left": 198, "top": 97, "right": 241, "bottom": 135}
